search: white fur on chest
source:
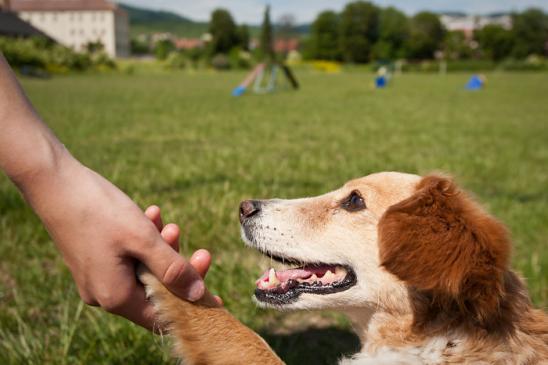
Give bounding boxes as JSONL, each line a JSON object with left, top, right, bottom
{"left": 339, "top": 337, "right": 449, "bottom": 365}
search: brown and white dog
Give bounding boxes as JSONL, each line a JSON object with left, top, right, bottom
{"left": 140, "top": 172, "right": 548, "bottom": 364}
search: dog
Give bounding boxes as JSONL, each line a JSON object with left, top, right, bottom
{"left": 140, "top": 172, "right": 548, "bottom": 364}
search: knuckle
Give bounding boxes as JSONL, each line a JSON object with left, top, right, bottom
{"left": 162, "top": 259, "right": 187, "bottom": 287}
{"left": 96, "top": 291, "right": 130, "bottom": 314}
{"left": 131, "top": 226, "right": 160, "bottom": 252}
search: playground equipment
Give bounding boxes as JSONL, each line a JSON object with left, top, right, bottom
{"left": 232, "top": 62, "right": 299, "bottom": 97}
{"left": 232, "top": 5, "right": 299, "bottom": 97}
{"left": 374, "top": 66, "right": 391, "bottom": 89}
{"left": 466, "top": 74, "right": 486, "bottom": 90}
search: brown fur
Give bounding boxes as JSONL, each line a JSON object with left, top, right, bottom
{"left": 379, "top": 174, "right": 512, "bottom": 330}
{"left": 377, "top": 174, "right": 548, "bottom": 362}
{"left": 142, "top": 173, "right": 547, "bottom": 364}
{"left": 139, "top": 271, "right": 283, "bottom": 365}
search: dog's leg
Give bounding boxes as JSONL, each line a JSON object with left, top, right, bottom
{"left": 139, "top": 268, "right": 284, "bottom": 365}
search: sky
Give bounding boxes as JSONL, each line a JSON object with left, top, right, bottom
{"left": 121, "top": 0, "right": 548, "bottom": 24}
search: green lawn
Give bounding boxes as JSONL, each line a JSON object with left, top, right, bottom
{"left": 0, "top": 70, "right": 547, "bottom": 364}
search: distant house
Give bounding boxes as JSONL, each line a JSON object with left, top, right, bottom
{"left": 174, "top": 37, "right": 203, "bottom": 50}
{"left": 274, "top": 38, "right": 299, "bottom": 53}
{"left": 10, "top": 0, "right": 129, "bottom": 57}
{"left": 439, "top": 12, "right": 512, "bottom": 38}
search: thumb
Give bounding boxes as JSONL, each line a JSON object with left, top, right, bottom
{"left": 134, "top": 236, "right": 205, "bottom": 302}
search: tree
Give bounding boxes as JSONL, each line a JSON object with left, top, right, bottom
{"left": 130, "top": 37, "right": 149, "bottom": 56}
{"left": 154, "top": 39, "right": 175, "bottom": 60}
{"left": 373, "top": 6, "right": 409, "bottom": 59}
{"left": 475, "top": 25, "right": 514, "bottom": 61}
{"left": 260, "top": 5, "right": 275, "bottom": 60}
{"left": 237, "top": 24, "right": 250, "bottom": 50}
{"left": 511, "top": 8, "right": 548, "bottom": 58}
{"left": 209, "top": 8, "right": 238, "bottom": 54}
{"left": 308, "top": 10, "right": 341, "bottom": 60}
{"left": 443, "top": 30, "right": 474, "bottom": 60}
{"left": 406, "top": 11, "right": 445, "bottom": 59}
{"left": 339, "top": 1, "right": 380, "bottom": 63}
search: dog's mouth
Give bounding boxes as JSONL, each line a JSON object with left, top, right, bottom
{"left": 254, "top": 252, "right": 357, "bottom": 305}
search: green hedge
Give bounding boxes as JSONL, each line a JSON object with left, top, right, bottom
{"left": 0, "top": 36, "right": 115, "bottom": 73}
{"left": 400, "top": 58, "right": 547, "bottom": 73}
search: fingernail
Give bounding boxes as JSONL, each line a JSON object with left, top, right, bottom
{"left": 186, "top": 280, "right": 205, "bottom": 302}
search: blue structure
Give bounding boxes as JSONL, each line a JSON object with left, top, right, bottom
{"left": 466, "top": 75, "right": 484, "bottom": 90}
{"left": 375, "top": 75, "right": 387, "bottom": 88}
{"left": 232, "top": 85, "right": 246, "bottom": 97}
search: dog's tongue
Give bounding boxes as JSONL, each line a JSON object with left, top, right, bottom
{"left": 256, "top": 265, "right": 339, "bottom": 291}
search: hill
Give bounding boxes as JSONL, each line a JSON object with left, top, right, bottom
{"left": 120, "top": 3, "right": 209, "bottom": 37}
{"left": 120, "top": 3, "right": 310, "bottom": 39}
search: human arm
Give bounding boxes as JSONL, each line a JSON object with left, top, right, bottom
{"left": 0, "top": 53, "right": 208, "bottom": 329}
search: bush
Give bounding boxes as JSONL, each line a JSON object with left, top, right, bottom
{"left": 0, "top": 36, "right": 116, "bottom": 73}
{"left": 228, "top": 47, "right": 251, "bottom": 69}
{"left": 401, "top": 60, "right": 497, "bottom": 72}
{"left": 499, "top": 57, "right": 546, "bottom": 71}
{"left": 446, "top": 60, "right": 496, "bottom": 72}
{"left": 154, "top": 39, "right": 175, "bottom": 61}
{"left": 0, "top": 37, "right": 48, "bottom": 68}
{"left": 211, "top": 53, "right": 230, "bottom": 70}
{"left": 165, "top": 51, "right": 187, "bottom": 69}
{"left": 185, "top": 47, "right": 206, "bottom": 68}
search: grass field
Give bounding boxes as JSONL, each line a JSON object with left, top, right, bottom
{"left": 0, "top": 70, "right": 547, "bottom": 364}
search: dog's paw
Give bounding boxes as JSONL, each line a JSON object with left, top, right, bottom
{"left": 137, "top": 264, "right": 160, "bottom": 300}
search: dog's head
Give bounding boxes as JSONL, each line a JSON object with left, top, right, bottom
{"left": 240, "top": 172, "right": 511, "bottom": 327}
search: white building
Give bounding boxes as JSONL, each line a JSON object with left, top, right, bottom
{"left": 11, "top": 0, "right": 129, "bottom": 58}
{"left": 440, "top": 12, "right": 512, "bottom": 38}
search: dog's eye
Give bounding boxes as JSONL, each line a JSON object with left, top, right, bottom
{"left": 342, "top": 191, "right": 366, "bottom": 212}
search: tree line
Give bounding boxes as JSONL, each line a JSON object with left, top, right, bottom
{"left": 306, "top": 2, "right": 548, "bottom": 62}
{"left": 146, "top": 1, "right": 548, "bottom": 69}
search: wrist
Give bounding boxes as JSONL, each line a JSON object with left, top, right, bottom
{"left": 9, "top": 131, "right": 75, "bottom": 192}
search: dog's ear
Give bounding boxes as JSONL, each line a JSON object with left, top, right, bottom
{"left": 378, "top": 174, "right": 511, "bottom": 326}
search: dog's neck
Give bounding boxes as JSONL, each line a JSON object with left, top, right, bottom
{"left": 341, "top": 272, "right": 545, "bottom": 364}
{"left": 340, "top": 306, "right": 452, "bottom": 364}
{"left": 345, "top": 306, "right": 418, "bottom": 353}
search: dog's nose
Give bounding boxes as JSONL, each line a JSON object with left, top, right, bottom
{"left": 239, "top": 200, "right": 261, "bottom": 223}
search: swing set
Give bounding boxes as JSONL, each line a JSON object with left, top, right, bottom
{"left": 231, "top": 6, "right": 299, "bottom": 97}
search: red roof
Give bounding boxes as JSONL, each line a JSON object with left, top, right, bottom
{"left": 274, "top": 38, "right": 300, "bottom": 53}
{"left": 10, "top": 0, "right": 119, "bottom": 11}
{"left": 174, "top": 38, "right": 204, "bottom": 50}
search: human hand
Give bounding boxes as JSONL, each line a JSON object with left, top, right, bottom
{"left": 19, "top": 156, "right": 208, "bottom": 330}
{"left": 0, "top": 55, "right": 218, "bottom": 330}
{"left": 143, "top": 205, "right": 223, "bottom": 306}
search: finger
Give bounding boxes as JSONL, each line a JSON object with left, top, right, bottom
{"left": 160, "top": 223, "right": 180, "bottom": 252}
{"left": 144, "top": 205, "right": 163, "bottom": 231}
{"left": 189, "top": 249, "right": 212, "bottom": 279}
{"left": 134, "top": 239, "right": 205, "bottom": 302}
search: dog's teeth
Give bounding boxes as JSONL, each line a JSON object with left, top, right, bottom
{"left": 269, "top": 268, "right": 280, "bottom": 286}
{"left": 323, "top": 270, "right": 335, "bottom": 282}
{"left": 310, "top": 274, "right": 318, "bottom": 282}
{"left": 335, "top": 266, "right": 347, "bottom": 276}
